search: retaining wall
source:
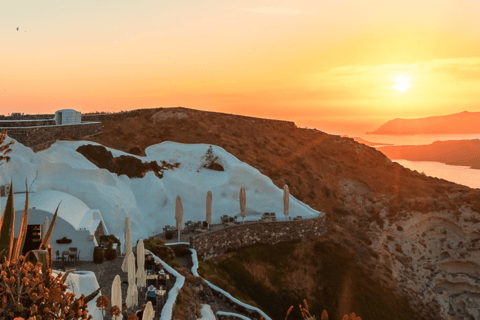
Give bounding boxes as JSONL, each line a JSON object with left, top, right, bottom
{"left": 0, "top": 119, "right": 56, "bottom": 127}
{"left": 190, "top": 216, "right": 326, "bottom": 260}
{"left": 2, "top": 122, "right": 102, "bottom": 151}
{"left": 0, "top": 114, "right": 54, "bottom": 120}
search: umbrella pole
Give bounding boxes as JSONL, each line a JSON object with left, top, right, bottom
{"left": 177, "top": 230, "right": 180, "bottom": 242}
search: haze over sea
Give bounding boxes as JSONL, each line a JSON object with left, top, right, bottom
{"left": 350, "top": 132, "right": 480, "bottom": 189}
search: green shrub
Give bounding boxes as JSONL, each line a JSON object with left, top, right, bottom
{"left": 143, "top": 238, "right": 175, "bottom": 265}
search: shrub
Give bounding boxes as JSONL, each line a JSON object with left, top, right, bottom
{"left": 143, "top": 238, "right": 176, "bottom": 266}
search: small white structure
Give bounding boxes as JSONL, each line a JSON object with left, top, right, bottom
{"left": 12, "top": 190, "right": 108, "bottom": 261}
{"left": 55, "top": 109, "right": 81, "bottom": 125}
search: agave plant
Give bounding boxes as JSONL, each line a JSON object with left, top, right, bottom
{"left": 0, "top": 180, "right": 60, "bottom": 270}
{"left": 0, "top": 180, "right": 101, "bottom": 319}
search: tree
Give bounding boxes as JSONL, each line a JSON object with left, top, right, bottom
{"left": 0, "top": 132, "right": 14, "bottom": 165}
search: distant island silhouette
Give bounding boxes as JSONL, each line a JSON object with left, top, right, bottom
{"left": 342, "top": 136, "right": 392, "bottom": 147}
{"left": 368, "top": 111, "right": 480, "bottom": 135}
{"left": 377, "top": 139, "right": 480, "bottom": 169}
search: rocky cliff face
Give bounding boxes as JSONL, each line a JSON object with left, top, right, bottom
{"left": 84, "top": 107, "right": 480, "bottom": 320}
{"left": 372, "top": 208, "right": 480, "bottom": 319}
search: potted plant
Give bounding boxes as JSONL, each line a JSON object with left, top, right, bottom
{"left": 105, "top": 239, "right": 117, "bottom": 260}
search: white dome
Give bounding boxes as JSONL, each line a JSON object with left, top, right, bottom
{"left": 17, "top": 190, "right": 91, "bottom": 230}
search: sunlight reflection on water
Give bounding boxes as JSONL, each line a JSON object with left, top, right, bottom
{"left": 394, "top": 160, "right": 480, "bottom": 189}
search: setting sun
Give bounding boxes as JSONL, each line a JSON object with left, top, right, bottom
{"left": 393, "top": 74, "right": 412, "bottom": 92}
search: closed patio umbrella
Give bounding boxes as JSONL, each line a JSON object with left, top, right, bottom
{"left": 126, "top": 252, "right": 138, "bottom": 309}
{"left": 206, "top": 191, "right": 212, "bottom": 229}
{"left": 136, "top": 240, "right": 146, "bottom": 288}
{"left": 240, "top": 187, "right": 246, "bottom": 224}
{"left": 122, "top": 217, "right": 132, "bottom": 272}
{"left": 111, "top": 275, "right": 123, "bottom": 320}
{"left": 175, "top": 196, "right": 183, "bottom": 242}
{"left": 283, "top": 184, "right": 290, "bottom": 220}
{"left": 142, "top": 301, "right": 155, "bottom": 320}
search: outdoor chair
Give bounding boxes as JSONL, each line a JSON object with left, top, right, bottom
{"left": 75, "top": 250, "right": 81, "bottom": 265}
{"left": 69, "top": 247, "right": 77, "bottom": 265}
{"left": 55, "top": 250, "right": 62, "bottom": 265}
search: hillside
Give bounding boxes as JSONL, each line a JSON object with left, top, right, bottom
{"left": 378, "top": 139, "right": 480, "bottom": 169}
{"left": 83, "top": 107, "right": 480, "bottom": 320}
{"left": 368, "top": 111, "right": 480, "bottom": 135}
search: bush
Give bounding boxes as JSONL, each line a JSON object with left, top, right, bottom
{"left": 143, "top": 238, "right": 176, "bottom": 266}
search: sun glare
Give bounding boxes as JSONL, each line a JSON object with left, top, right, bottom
{"left": 393, "top": 74, "right": 412, "bottom": 92}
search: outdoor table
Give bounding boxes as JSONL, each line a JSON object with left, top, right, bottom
{"left": 146, "top": 274, "right": 170, "bottom": 287}
{"left": 61, "top": 251, "right": 76, "bottom": 268}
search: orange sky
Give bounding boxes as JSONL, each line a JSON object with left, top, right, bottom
{"left": 1, "top": 1, "right": 480, "bottom": 134}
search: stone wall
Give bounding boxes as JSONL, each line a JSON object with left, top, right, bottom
{"left": 2, "top": 122, "right": 102, "bottom": 151}
{"left": 190, "top": 217, "right": 326, "bottom": 260}
{"left": 0, "top": 114, "right": 54, "bottom": 120}
{"left": 0, "top": 119, "right": 56, "bottom": 127}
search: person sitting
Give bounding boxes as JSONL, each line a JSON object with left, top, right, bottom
{"left": 136, "top": 304, "right": 146, "bottom": 319}
{"left": 146, "top": 285, "right": 157, "bottom": 306}
{"left": 122, "top": 303, "right": 129, "bottom": 320}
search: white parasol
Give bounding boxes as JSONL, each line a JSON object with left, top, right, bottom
{"left": 175, "top": 196, "right": 183, "bottom": 242}
{"left": 122, "top": 217, "right": 132, "bottom": 272}
{"left": 283, "top": 184, "right": 290, "bottom": 219}
{"left": 126, "top": 252, "right": 138, "bottom": 309}
{"left": 111, "top": 275, "right": 123, "bottom": 320}
{"left": 206, "top": 191, "right": 212, "bottom": 229}
{"left": 136, "top": 240, "right": 146, "bottom": 288}
{"left": 142, "top": 301, "right": 155, "bottom": 320}
{"left": 240, "top": 187, "right": 246, "bottom": 224}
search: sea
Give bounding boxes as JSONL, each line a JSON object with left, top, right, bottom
{"left": 352, "top": 133, "right": 480, "bottom": 189}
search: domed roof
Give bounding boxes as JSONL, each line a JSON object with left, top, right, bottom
{"left": 56, "top": 109, "right": 79, "bottom": 113}
{"left": 22, "top": 190, "right": 90, "bottom": 230}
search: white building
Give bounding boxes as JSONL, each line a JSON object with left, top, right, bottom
{"left": 11, "top": 190, "right": 108, "bottom": 261}
{"left": 55, "top": 109, "right": 81, "bottom": 125}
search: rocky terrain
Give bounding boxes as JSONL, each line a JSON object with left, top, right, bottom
{"left": 76, "top": 144, "right": 180, "bottom": 178}
{"left": 82, "top": 107, "right": 480, "bottom": 320}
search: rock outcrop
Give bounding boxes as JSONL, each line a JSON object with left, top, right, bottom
{"left": 76, "top": 144, "right": 179, "bottom": 178}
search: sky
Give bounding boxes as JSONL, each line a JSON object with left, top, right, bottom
{"left": 1, "top": 0, "right": 480, "bottom": 134}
